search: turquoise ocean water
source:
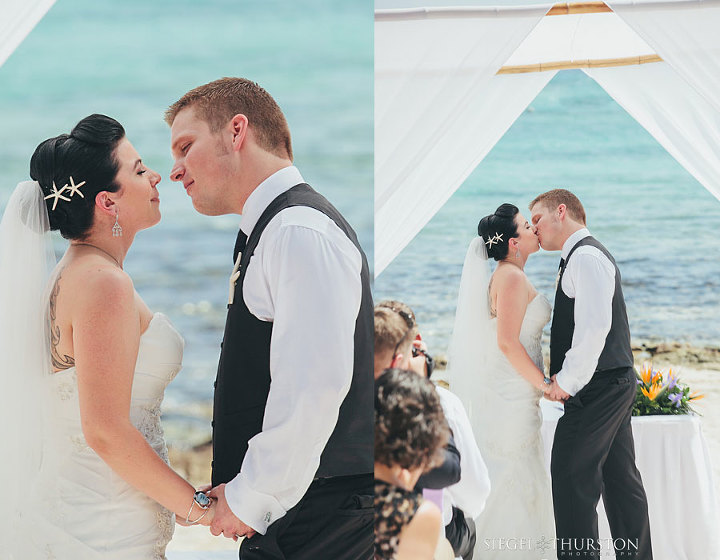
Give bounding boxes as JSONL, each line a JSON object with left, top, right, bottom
{"left": 0, "top": 0, "right": 372, "bottom": 444}
{"left": 377, "top": 70, "right": 720, "bottom": 354}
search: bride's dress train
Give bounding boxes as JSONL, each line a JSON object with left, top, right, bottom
{"left": 470, "top": 294, "right": 555, "bottom": 557}
{"left": 18, "top": 312, "right": 183, "bottom": 560}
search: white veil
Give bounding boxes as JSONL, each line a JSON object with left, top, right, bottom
{"left": 0, "top": 181, "right": 56, "bottom": 545}
{"left": 446, "top": 237, "right": 493, "bottom": 421}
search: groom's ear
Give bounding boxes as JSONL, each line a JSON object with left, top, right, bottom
{"left": 557, "top": 203, "right": 567, "bottom": 220}
{"left": 229, "top": 114, "right": 249, "bottom": 152}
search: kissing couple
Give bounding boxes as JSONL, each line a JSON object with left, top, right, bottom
{"left": 449, "top": 189, "right": 653, "bottom": 559}
{"left": 0, "top": 78, "right": 373, "bottom": 559}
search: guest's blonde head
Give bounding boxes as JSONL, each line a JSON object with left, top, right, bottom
{"left": 374, "top": 302, "right": 418, "bottom": 376}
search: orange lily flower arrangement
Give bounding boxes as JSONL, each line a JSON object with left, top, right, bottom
{"left": 633, "top": 362, "right": 704, "bottom": 416}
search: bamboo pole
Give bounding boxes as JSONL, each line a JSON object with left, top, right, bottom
{"left": 547, "top": 1, "right": 612, "bottom": 16}
{"left": 497, "top": 54, "right": 662, "bottom": 74}
{"left": 375, "top": 1, "right": 612, "bottom": 21}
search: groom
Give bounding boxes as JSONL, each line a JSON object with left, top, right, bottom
{"left": 530, "top": 189, "right": 652, "bottom": 559}
{"left": 166, "top": 78, "right": 374, "bottom": 559}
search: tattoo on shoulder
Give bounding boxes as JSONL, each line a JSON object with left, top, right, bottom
{"left": 49, "top": 271, "right": 75, "bottom": 371}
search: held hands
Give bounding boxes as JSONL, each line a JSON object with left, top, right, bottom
{"left": 177, "top": 485, "right": 218, "bottom": 527}
{"left": 207, "top": 483, "right": 257, "bottom": 541}
{"left": 183, "top": 501, "right": 217, "bottom": 527}
{"left": 543, "top": 374, "right": 571, "bottom": 402}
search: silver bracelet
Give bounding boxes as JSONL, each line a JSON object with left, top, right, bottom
{"left": 185, "top": 490, "right": 212, "bottom": 524}
{"left": 187, "top": 506, "right": 210, "bottom": 525}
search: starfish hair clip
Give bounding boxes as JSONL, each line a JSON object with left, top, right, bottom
{"left": 485, "top": 232, "right": 504, "bottom": 248}
{"left": 44, "top": 176, "right": 86, "bottom": 211}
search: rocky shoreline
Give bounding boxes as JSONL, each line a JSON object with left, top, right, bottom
{"left": 431, "top": 340, "right": 720, "bottom": 373}
{"left": 630, "top": 341, "right": 720, "bottom": 370}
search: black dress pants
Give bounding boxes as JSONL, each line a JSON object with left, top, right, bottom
{"left": 239, "top": 473, "right": 373, "bottom": 560}
{"left": 445, "top": 506, "right": 476, "bottom": 560}
{"left": 551, "top": 367, "right": 652, "bottom": 560}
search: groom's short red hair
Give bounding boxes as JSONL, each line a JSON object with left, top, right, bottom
{"left": 530, "top": 189, "right": 586, "bottom": 225}
{"left": 165, "top": 77, "right": 292, "bottom": 161}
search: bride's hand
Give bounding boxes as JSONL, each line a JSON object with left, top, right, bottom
{"left": 538, "top": 377, "right": 552, "bottom": 395}
{"left": 197, "top": 499, "right": 217, "bottom": 527}
{"left": 546, "top": 375, "right": 571, "bottom": 402}
{"left": 541, "top": 380, "right": 560, "bottom": 401}
{"left": 177, "top": 497, "right": 217, "bottom": 527}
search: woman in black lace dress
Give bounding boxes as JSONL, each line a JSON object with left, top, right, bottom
{"left": 374, "top": 368, "right": 450, "bottom": 560}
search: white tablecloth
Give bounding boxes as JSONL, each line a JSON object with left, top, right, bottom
{"left": 541, "top": 400, "right": 720, "bottom": 560}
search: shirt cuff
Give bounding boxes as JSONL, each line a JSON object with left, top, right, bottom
{"left": 555, "top": 370, "right": 582, "bottom": 397}
{"left": 224, "top": 473, "right": 288, "bottom": 534}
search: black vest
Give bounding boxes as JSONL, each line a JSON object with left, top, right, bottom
{"left": 211, "top": 183, "right": 374, "bottom": 487}
{"left": 549, "top": 236, "right": 633, "bottom": 377}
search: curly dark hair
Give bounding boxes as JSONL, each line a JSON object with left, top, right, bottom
{"left": 374, "top": 368, "right": 449, "bottom": 471}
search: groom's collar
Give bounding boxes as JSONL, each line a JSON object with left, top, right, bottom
{"left": 239, "top": 165, "right": 304, "bottom": 236}
{"left": 561, "top": 227, "right": 591, "bottom": 259}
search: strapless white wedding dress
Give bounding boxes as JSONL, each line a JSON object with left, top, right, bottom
{"left": 471, "top": 294, "right": 555, "bottom": 557}
{"left": 17, "top": 312, "right": 183, "bottom": 560}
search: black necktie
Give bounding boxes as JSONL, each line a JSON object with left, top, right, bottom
{"left": 233, "top": 230, "right": 248, "bottom": 263}
{"left": 555, "top": 257, "right": 565, "bottom": 291}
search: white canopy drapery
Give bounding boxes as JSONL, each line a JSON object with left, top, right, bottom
{"left": 375, "top": 0, "right": 720, "bottom": 275}
{"left": 0, "top": 0, "right": 56, "bottom": 68}
{"left": 587, "top": 61, "right": 720, "bottom": 206}
{"left": 608, "top": 0, "right": 720, "bottom": 113}
{"left": 375, "top": 4, "right": 550, "bottom": 274}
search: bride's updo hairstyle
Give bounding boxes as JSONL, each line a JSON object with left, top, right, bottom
{"left": 30, "top": 114, "right": 126, "bottom": 240}
{"left": 477, "top": 203, "right": 520, "bottom": 261}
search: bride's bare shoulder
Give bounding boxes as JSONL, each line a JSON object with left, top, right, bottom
{"left": 492, "top": 263, "right": 528, "bottom": 291}
{"left": 54, "top": 255, "right": 133, "bottom": 312}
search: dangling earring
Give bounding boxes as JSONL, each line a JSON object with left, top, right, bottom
{"left": 515, "top": 247, "right": 521, "bottom": 259}
{"left": 112, "top": 209, "right": 123, "bottom": 237}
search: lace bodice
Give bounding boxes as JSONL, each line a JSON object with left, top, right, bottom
{"left": 27, "top": 312, "right": 184, "bottom": 560}
{"left": 489, "top": 293, "right": 551, "bottom": 371}
{"left": 518, "top": 293, "right": 552, "bottom": 370}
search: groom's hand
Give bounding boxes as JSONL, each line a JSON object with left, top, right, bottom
{"left": 547, "top": 375, "right": 571, "bottom": 402}
{"left": 208, "top": 484, "right": 257, "bottom": 541}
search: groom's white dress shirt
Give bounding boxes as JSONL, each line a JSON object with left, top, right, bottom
{"left": 223, "top": 166, "right": 363, "bottom": 533}
{"left": 554, "top": 228, "right": 617, "bottom": 397}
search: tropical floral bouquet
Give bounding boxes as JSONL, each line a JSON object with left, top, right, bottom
{"left": 633, "top": 362, "right": 704, "bottom": 416}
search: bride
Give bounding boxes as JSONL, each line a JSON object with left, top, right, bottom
{"left": 449, "top": 203, "right": 555, "bottom": 557}
{"left": 0, "top": 114, "right": 216, "bottom": 559}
